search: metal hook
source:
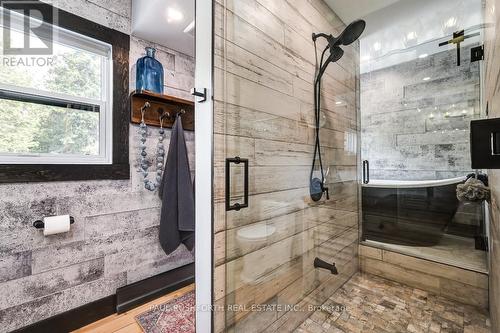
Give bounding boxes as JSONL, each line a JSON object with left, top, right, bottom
{"left": 140, "top": 102, "right": 151, "bottom": 122}
{"left": 174, "top": 109, "right": 186, "bottom": 118}
{"left": 157, "top": 107, "right": 172, "bottom": 129}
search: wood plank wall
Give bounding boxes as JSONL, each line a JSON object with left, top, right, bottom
{"left": 212, "top": 0, "right": 360, "bottom": 331}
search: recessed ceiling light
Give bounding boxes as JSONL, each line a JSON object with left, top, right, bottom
{"left": 423, "top": 77, "right": 431, "bottom": 81}
{"left": 336, "top": 101, "right": 343, "bottom": 105}
{"left": 406, "top": 31, "right": 417, "bottom": 40}
{"left": 167, "top": 7, "right": 183, "bottom": 23}
{"left": 418, "top": 54, "right": 428, "bottom": 59}
{"left": 444, "top": 17, "right": 458, "bottom": 30}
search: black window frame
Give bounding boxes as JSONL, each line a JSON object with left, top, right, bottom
{"left": 0, "top": 1, "right": 130, "bottom": 183}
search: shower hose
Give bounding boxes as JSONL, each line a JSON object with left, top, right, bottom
{"left": 309, "top": 41, "right": 330, "bottom": 201}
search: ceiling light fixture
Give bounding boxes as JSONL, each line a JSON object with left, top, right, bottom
{"left": 418, "top": 53, "right": 428, "bottom": 59}
{"left": 167, "top": 7, "right": 183, "bottom": 23}
{"left": 423, "top": 77, "right": 431, "bottom": 81}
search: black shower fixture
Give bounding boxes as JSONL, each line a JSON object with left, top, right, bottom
{"left": 310, "top": 19, "right": 366, "bottom": 202}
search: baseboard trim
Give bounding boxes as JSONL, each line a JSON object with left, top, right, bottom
{"left": 12, "top": 262, "right": 195, "bottom": 333}
{"left": 116, "top": 262, "right": 195, "bottom": 313}
{"left": 12, "top": 295, "right": 116, "bottom": 333}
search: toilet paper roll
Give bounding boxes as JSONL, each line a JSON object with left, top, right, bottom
{"left": 43, "top": 215, "right": 71, "bottom": 236}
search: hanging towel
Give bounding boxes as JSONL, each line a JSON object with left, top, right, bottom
{"left": 159, "top": 115, "right": 195, "bottom": 255}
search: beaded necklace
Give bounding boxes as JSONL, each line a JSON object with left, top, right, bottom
{"left": 139, "top": 103, "right": 165, "bottom": 191}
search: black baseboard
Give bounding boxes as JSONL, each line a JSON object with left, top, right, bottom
{"left": 116, "top": 262, "right": 195, "bottom": 313}
{"left": 12, "top": 263, "right": 195, "bottom": 333}
{"left": 12, "top": 295, "right": 116, "bottom": 333}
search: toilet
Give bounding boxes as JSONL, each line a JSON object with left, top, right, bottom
{"left": 237, "top": 223, "right": 277, "bottom": 284}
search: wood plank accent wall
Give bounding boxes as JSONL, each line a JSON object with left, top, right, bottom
{"left": 359, "top": 245, "right": 489, "bottom": 309}
{"left": 484, "top": 0, "right": 500, "bottom": 330}
{"left": 213, "top": 0, "right": 360, "bottom": 332}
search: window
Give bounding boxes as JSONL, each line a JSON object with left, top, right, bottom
{"left": 0, "top": 2, "right": 130, "bottom": 182}
{"left": 0, "top": 7, "right": 113, "bottom": 164}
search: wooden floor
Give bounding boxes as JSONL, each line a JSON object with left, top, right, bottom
{"left": 73, "top": 284, "right": 195, "bottom": 333}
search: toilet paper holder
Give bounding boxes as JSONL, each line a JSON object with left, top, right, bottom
{"left": 33, "top": 216, "right": 75, "bottom": 229}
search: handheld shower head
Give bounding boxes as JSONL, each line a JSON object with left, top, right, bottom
{"left": 317, "top": 46, "right": 344, "bottom": 79}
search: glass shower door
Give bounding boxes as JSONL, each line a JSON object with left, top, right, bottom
{"left": 358, "top": 0, "right": 488, "bottom": 272}
{"left": 213, "top": 1, "right": 361, "bottom": 332}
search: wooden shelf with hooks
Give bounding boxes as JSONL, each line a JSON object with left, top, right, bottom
{"left": 130, "top": 90, "right": 194, "bottom": 131}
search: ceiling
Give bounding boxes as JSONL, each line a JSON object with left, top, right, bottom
{"left": 324, "top": 0, "right": 401, "bottom": 24}
{"left": 356, "top": 0, "right": 483, "bottom": 73}
{"left": 132, "top": 0, "right": 194, "bottom": 56}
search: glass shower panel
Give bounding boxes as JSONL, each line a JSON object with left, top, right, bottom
{"left": 213, "top": 0, "right": 361, "bottom": 332}
{"left": 359, "top": 0, "right": 488, "bottom": 273}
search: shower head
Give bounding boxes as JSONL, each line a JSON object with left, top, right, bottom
{"left": 317, "top": 46, "right": 344, "bottom": 79}
{"left": 335, "top": 19, "right": 366, "bottom": 46}
{"left": 313, "top": 19, "right": 366, "bottom": 80}
{"left": 312, "top": 19, "right": 366, "bottom": 52}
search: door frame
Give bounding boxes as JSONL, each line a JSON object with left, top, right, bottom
{"left": 194, "top": 0, "right": 214, "bottom": 332}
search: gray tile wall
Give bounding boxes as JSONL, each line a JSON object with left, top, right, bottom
{"left": 0, "top": 1, "right": 195, "bottom": 331}
{"left": 361, "top": 44, "right": 480, "bottom": 180}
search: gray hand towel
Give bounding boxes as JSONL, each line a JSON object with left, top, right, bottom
{"left": 158, "top": 115, "right": 195, "bottom": 255}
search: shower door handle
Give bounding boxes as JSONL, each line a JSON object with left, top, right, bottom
{"left": 362, "top": 160, "right": 370, "bottom": 184}
{"left": 225, "top": 157, "right": 249, "bottom": 211}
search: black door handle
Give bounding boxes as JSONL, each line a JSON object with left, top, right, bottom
{"left": 225, "top": 157, "right": 249, "bottom": 211}
{"left": 363, "top": 160, "right": 370, "bottom": 184}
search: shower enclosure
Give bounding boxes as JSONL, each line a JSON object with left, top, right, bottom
{"left": 196, "top": 0, "right": 491, "bottom": 332}
{"left": 358, "top": 0, "right": 489, "bottom": 273}
{"left": 210, "top": 0, "right": 361, "bottom": 332}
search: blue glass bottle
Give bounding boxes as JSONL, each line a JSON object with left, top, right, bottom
{"left": 136, "top": 47, "right": 164, "bottom": 94}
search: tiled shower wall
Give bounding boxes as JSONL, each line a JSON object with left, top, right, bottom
{"left": 213, "top": 0, "right": 359, "bottom": 332}
{"left": 0, "top": 1, "right": 194, "bottom": 332}
{"left": 485, "top": 0, "right": 500, "bottom": 330}
{"left": 361, "top": 44, "right": 480, "bottom": 181}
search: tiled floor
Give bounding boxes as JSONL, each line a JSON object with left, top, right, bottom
{"left": 296, "top": 273, "right": 490, "bottom": 333}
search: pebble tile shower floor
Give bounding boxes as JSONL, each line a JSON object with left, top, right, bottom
{"left": 296, "top": 273, "right": 490, "bottom": 333}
